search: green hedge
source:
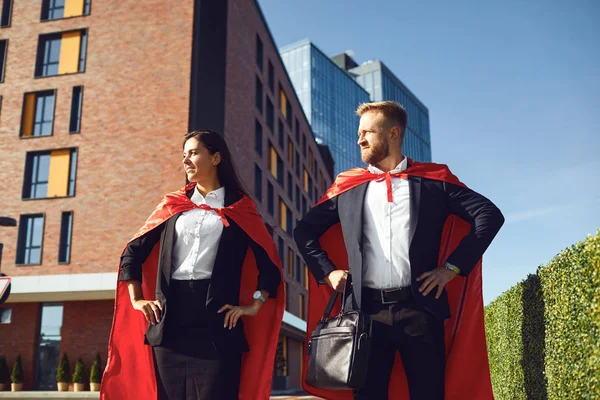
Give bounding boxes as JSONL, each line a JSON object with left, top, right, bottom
{"left": 485, "top": 230, "right": 599, "bottom": 400}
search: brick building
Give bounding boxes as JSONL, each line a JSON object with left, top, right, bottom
{"left": 0, "top": 0, "right": 333, "bottom": 392}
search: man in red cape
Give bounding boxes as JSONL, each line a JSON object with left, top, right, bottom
{"left": 100, "top": 184, "right": 285, "bottom": 400}
{"left": 295, "top": 102, "right": 504, "bottom": 399}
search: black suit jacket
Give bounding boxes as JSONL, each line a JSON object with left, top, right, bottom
{"left": 294, "top": 169, "right": 504, "bottom": 320}
{"left": 119, "top": 189, "right": 281, "bottom": 353}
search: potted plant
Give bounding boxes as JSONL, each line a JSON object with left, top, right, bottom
{"left": 72, "top": 357, "right": 85, "bottom": 392}
{"left": 89, "top": 353, "right": 102, "bottom": 392}
{"left": 271, "top": 341, "right": 288, "bottom": 390}
{"left": 56, "top": 353, "right": 70, "bottom": 392}
{"left": 10, "top": 354, "right": 23, "bottom": 392}
{"left": 0, "top": 355, "right": 9, "bottom": 391}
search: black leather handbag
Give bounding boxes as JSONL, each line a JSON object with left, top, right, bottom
{"left": 306, "top": 282, "right": 372, "bottom": 390}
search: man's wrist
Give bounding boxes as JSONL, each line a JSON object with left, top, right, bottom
{"left": 444, "top": 262, "right": 461, "bottom": 275}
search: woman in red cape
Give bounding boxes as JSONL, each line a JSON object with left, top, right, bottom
{"left": 101, "top": 130, "right": 284, "bottom": 400}
{"left": 301, "top": 161, "right": 497, "bottom": 400}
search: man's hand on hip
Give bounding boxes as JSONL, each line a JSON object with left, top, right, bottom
{"left": 324, "top": 270, "right": 348, "bottom": 293}
{"left": 416, "top": 267, "right": 458, "bottom": 299}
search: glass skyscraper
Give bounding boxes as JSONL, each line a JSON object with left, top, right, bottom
{"left": 281, "top": 40, "right": 370, "bottom": 175}
{"left": 348, "top": 60, "right": 432, "bottom": 162}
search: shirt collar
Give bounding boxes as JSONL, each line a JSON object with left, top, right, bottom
{"left": 367, "top": 156, "right": 408, "bottom": 175}
{"left": 190, "top": 185, "right": 225, "bottom": 206}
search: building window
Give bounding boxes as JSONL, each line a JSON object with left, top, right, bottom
{"left": 319, "top": 171, "right": 324, "bottom": 192}
{"left": 295, "top": 151, "right": 300, "bottom": 177}
{"left": 303, "top": 169, "right": 309, "bottom": 192}
{"left": 295, "top": 185, "right": 301, "bottom": 212}
{"left": 286, "top": 102, "right": 292, "bottom": 127}
{"left": 279, "top": 86, "right": 287, "bottom": 119}
{"left": 299, "top": 293, "right": 306, "bottom": 320}
{"left": 288, "top": 247, "right": 294, "bottom": 276}
{"left": 23, "top": 148, "right": 77, "bottom": 199}
{"left": 69, "top": 86, "right": 83, "bottom": 133}
{"left": 287, "top": 172, "right": 293, "bottom": 199}
{"left": 304, "top": 265, "right": 309, "bottom": 289}
{"left": 256, "top": 34, "right": 263, "bottom": 71}
{"left": 255, "top": 76, "right": 263, "bottom": 113}
{"left": 58, "top": 211, "right": 73, "bottom": 263}
{"left": 295, "top": 118, "right": 300, "bottom": 143}
{"left": 287, "top": 139, "right": 293, "bottom": 165}
{"left": 254, "top": 119, "right": 262, "bottom": 156}
{"left": 267, "top": 181, "right": 274, "bottom": 215}
{"left": 254, "top": 164, "right": 262, "bottom": 203}
{"left": 268, "top": 144, "right": 284, "bottom": 186}
{"left": 267, "top": 60, "right": 274, "bottom": 93}
{"left": 279, "top": 199, "right": 287, "bottom": 231}
{"left": 34, "top": 303, "right": 64, "bottom": 390}
{"left": 287, "top": 207, "right": 293, "bottom": 234}
{"left": 302, "top": 134, "right": 307, "bottom": 157}
{"left": 277, "top": 236, "right": 285, "bottom": 269}
{"left": 20, "top": 90, "right": 56, "bottom": 137}
{"left": 1, "top": 0, "right": 13, "bottom": 27}
{"left": 308, "top": 149, "right": 313, "bottom": 168}
{"left": 16, "top": 214, "right": 45, "bottom": 265}
{"left": 41, "top": 0, "right": 91, "bottom": 21}
{"left": 0, "top": 39, "right": 7, "bottom": 83}
{"left": 266, "top": 97, "right": 274, "bottom": 132}
{"left": 302, "top": 196, "right": 307, "bottom": 216}
{"left": 35, "top": 29, "right": 87, "bottom": 77}
{"left": 278, "top": 119, "right": 284, "bottom": 149}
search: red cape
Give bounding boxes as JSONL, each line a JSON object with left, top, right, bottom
{"left": 101, "top": 184, "right": 285, "bottom": 400}
{"left": 302, "top": 160, "right": 494, "bottom": 399}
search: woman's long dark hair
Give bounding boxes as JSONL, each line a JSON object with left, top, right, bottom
{"left": 183, "top": 130, "right": 248, "bottom": 196}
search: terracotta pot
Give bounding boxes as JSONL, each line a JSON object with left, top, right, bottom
{"left": 0, "top": 383, "right": 6, "bottom": 391}
{"left": 11, "top": 383, "right": 23, "bottom": 392}
{"left": 57, "top": 382, "right": 69, "bottom": 392}
{"left": 90, "top": 382, "right": 100, "bottom": 392}
{"left": 74, "top": 383, "right": 85, "bottom": 392}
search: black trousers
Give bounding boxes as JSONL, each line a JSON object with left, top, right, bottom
{"left": 153, "top": 279, "right": 242, "bottom": 400}
{"left": 353, "top": 292, "right": 446, "bottom": 400}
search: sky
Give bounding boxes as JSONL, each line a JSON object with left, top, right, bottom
{"left": 258, "top": 0, "right": 600, "bottom": 304}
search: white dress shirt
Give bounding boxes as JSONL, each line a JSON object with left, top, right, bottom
{"left": 362, "top": 157, "right": 412, "bottom": 289}
{"left": 171, "top": 186, "right": 225, "bottom": 280}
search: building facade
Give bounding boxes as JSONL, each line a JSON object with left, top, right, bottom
{"left": 281, "top": 40, "right": 370, "bottom": 176}
{"left": 0, "top": 0, "right": 332, "bottom": 392}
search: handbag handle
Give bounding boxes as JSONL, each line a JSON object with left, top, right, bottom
{"left": 321, "top": 273, "right": 352, "bottom": 321}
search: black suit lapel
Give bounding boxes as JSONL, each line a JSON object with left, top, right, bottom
{"left": 338, "top": 182, "right": 368, "bottom": 308}
{"left": 408, "top": 176, "right": 421, "bottom": 247}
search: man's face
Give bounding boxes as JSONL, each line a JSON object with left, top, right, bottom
{"left": 357, "top": 111, "right": 391, "bottom": 165}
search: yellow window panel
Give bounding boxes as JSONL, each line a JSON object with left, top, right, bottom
{"left": 288, "top": 140, "right": 293, "bottom": 164}
{"left": 64, "top": 0, "right": 85, "bottom": 17}
{"left": 59, "top": 31, "right": 81, "bottom": 74}
{"left": 304, "top": 265, "right": 309, "bottom": 289}
{"left": 269, "top": 147, "right": 277, "bottom": 178}
{"left": 279, "top": 201, "right": 287, "bottom": 230}
{"left": 279, "top": 88, "right": 287, "bottom": 118}
{"left": 48, "top": 149, "right": 71, "bottom": 197}
{"left": 21, "top": 94, "right": 36, "bottom": 137}
{"left": 303, "top": 169, "right": 309, "bottom": 192}
{"left": 288, "top": 249, "right": 293, "bottom": 276}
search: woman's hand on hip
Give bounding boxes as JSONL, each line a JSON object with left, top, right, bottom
{"left": 132, "top": 299, "right": 162, "bottom": 325}
{"left": 218, "top": 302, "right": 261, "bottom": 330}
